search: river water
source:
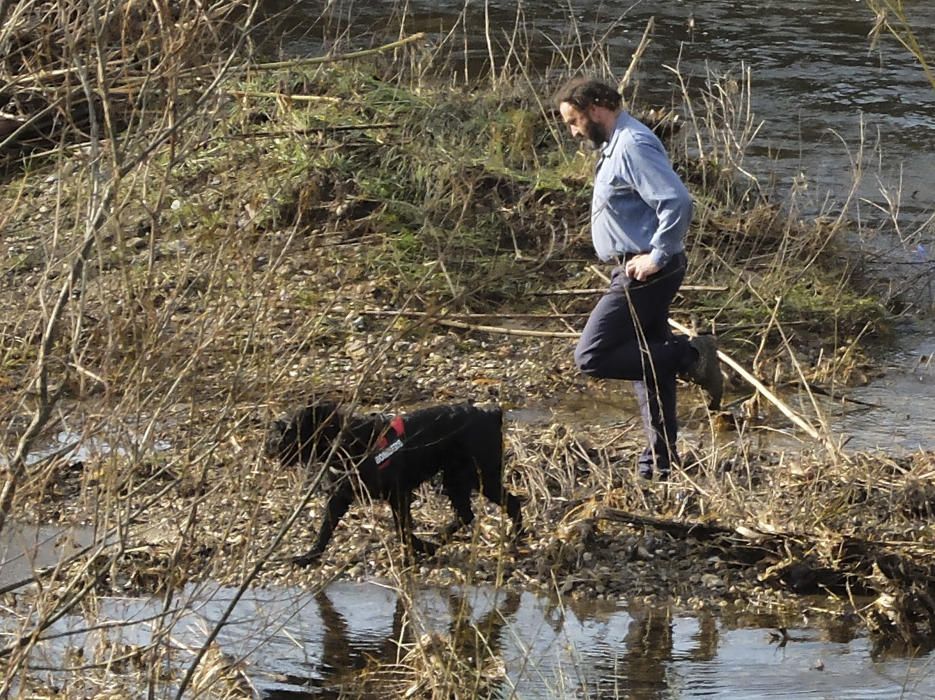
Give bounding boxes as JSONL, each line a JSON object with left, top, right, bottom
{"left": 276, "top": 0, "right": 935, "bottom": 227}
{"left": 4, "top": 552, "right": 934, "bottom": 699}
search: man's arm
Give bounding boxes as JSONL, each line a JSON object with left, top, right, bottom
{"left": 621, "top": 133, "right": 693, "bottom": 271}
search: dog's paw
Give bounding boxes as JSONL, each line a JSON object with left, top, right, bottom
{"left": 411, "top": 538, "right": 439, "bottom": 557}
{"left": 291, "top": 551, "right": 323, "bottom": 567}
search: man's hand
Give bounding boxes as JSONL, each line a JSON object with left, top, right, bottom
{"left": 625, "top": 254, "right": 662, "bottom": 281}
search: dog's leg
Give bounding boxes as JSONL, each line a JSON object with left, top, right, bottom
{"left": 292, "top": 486, "right": 353, "bottom": 567}
{"left": 502, "top": 491, "right": 524, "bottom": 537}
{"left": 478, "top": 464, "right": 524, "bottom": 539}
{"left": 390, "top": 490, "right": 437, "bottom": 557}
{"left": 440, "top": 466, "right": 476, "bottom": 541}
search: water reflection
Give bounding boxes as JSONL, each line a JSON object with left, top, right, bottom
{"left": 5, "top": 578, "right": 935, "bottom": 698}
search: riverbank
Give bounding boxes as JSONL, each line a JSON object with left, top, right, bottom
{"left": 2, "top": 20, "right": 933, "bottom": 697}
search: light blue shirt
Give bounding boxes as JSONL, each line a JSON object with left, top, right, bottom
{"left": 591, "top": 111, "right": 692, "bottom": 268}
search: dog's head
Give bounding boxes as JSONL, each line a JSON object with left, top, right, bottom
{"left": 265, "top": 401, "right": 344, "bottom": 467}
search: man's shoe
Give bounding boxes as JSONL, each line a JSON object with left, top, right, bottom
{"left": 685, "top": 335, "right": 723, "bottom": 410}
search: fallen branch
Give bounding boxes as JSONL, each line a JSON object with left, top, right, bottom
{"left": 356, "top": 307, "right": 580, "bottom": 337}
{"left": 796, "top": 382, "right": 884, "bottom": 409}
{"left": 430, "top": 318, "right": 577, "bottom": 338}
{"left": 360, "top": 309, "right": 587, "bottom": 320}
{"left": 226, "top": 90, "right": 341, "bottom": 103}
{"left": 533, "top": 284, "right": 727, "bottom": 296}
{"left": 244, "top": 33, "right": 427, "bottom": 73}
{"left": 194, "top": 124, "right": 401, "bottom": 150}
{"left": 8, "top": 34, "right": 429, "bottom": 88}
{"left": 599, "top": 507, "right": 731, "bottom": 540}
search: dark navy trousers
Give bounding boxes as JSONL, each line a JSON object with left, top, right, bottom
{"left": 574, "top": 253, "right": 692, "bottom": 475}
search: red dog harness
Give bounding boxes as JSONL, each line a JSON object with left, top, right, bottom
{"left": 373, "top": 416, "right": 405, "bottom": 469}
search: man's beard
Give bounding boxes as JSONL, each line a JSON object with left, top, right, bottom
{"left": 581, "top": 118, "right": 608, "bottom": 150}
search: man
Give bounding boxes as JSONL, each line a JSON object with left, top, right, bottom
{"left": 554, "top": 77, "right": 722, "bottom": 480}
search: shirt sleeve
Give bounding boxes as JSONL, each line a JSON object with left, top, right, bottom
{"left": 619, "top": 133, "right": 692, "bottom": 268}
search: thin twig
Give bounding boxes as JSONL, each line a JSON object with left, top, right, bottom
{"left": 242, "top": 33, "right": 427, "bottom": 73}
{"left": 360, "top": 309, "right": 587, "bottom": 320}
{"left": 224, "top": 90, "right": 340, "bottom": 103}
{"left": 430, "top": 318, "right": 577, "bottom": 338}
{"left": 618, "top": 18, "right": 654, "bottom": 95}
{"left": 195, "top": 124, "right": 401, "bottom": 149}
{"left": 6, "top": 33, "right": 429, "bottom": 87}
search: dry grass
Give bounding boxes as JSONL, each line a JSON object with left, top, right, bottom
{"left": 0, "top": 0, "right": 927, "bottom": 696}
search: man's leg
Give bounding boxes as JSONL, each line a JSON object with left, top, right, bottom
{"left": 625, "top": 256, "right": 690, "bottom": 478}
{"left": 634, "top": 374, "right": 679, "bottom": 479}
{"left": 575, "top": 271, "right": 687, "bottom": 380}
{"left": 576, "top": 255, "right": 691, "bottom": 477}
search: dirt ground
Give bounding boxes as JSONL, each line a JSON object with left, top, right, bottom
{"left": 21, "top": 322, "right": 922, "bottom": 644}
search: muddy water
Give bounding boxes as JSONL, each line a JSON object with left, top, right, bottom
{"left": 0, "top": 522, "right": 98, "bottom": 587}
{"left": 7, "top": 578, "right": 935, "bottom": 698}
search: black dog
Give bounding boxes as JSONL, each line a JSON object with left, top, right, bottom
{"left": 265, "top": 401, "right": 523, "bottom": 566}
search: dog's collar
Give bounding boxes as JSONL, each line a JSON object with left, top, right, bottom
{"left": 373, "top": 415, "right": 405, "bottom": 469}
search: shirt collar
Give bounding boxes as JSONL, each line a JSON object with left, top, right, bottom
{"left": 599, "top": 110, "right": 628, "bottom": 159}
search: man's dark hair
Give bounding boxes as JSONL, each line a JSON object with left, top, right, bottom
{"left": 553, "top": 77, "right": 622, "bottom": 112}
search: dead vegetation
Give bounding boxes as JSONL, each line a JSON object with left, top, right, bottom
{"left": 0, "top": 0, "right": 932, "bottom": 696}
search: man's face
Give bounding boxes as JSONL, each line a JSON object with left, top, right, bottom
{"left": 559, "top": 102, "right": 607, "bottom": 149}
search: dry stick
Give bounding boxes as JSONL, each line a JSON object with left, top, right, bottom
{"left": 533, "top": 285, "right": 728, "bottom": 296}
{"left": 230, "top": 124, "right": 399, "bottom": 136}
{"left": 194, "top": 124, "right": 401, "bottom": 150}
{"left": 360, "top": 309, "right": 587, "bottom": 320}
{"left": 224, "top": 90, "right": 340, "bottom": 103}
{"left": 8, "top": 33, "right": 430, "bottom": 88}
{"left": 238, "top": 33, "right": 427, "bottom": 73}
{"left": 600, "top": 508, "right": 730, "bottom": 540}
{"left": 588, "top": 265, "right": 822, "bottom": 441}
{"left": 418, "top": 317, "right": 577, "bottom": 339}
{"left": 618, "top": 17, "right": 655, "bottom": 95}
{"left": 534, "top": 288, "right": 626, "bottom": 296}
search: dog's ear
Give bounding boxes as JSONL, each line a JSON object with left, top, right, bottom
{"left": 294, "top": 401, "right": 344, "bottom": 463}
